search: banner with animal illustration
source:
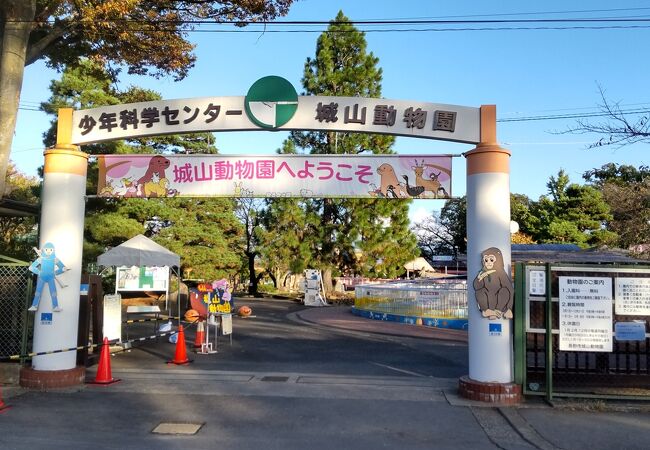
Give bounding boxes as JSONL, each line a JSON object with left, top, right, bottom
{"left": 96, "top": 154, "right": 453, "bottom": 199}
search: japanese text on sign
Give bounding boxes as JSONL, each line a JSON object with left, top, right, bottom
{"left": 71, "top": 96, "right": 480, "bottom": 145}
{"left": 559, "top": 276, "right": 613, "bottom": 352}
{"left": 529, "top": 270, "right": 546, "bottom": 296}
{"left": 97, "top": 154, "right": 453, "bottom": 200}
{"left": 615, "top": 278, "right": 650, "bottom": 316}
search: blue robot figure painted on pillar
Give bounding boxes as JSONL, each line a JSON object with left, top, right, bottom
{"left": 28, "top": 242, "right": 67, "bottom": 312}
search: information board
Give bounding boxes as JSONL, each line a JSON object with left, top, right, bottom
{"left": 221, "top": 314, "right": 233, "bottom": 336}
{"left": 116, "top": 266, "right": 168, "bottom": 291}
{"left": 614, "top": 321, "right": 647, "bottom": 341}
{"left": 559, "top": 276, "right": 613, "bottom": 352}
{"left": 103, "top": 294, "right": 122, "bottom": 342}
{"left": 529, "top": 270, "right": 546, "bottom": 296}
{"left": 615, "top": 278, "right": 650, "bottom": 316}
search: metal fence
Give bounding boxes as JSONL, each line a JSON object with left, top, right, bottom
{"left": 354, "top": 278, "right": 468, "bottom": 320}
{"left": 0, "top": 256, "right": 33, "bottom": 362}
{"left": 514, "top": 263, "right": 650, "bottom": 401}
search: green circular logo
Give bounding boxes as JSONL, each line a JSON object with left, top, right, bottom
{"left": 244, "top": 76, "right": 299, "bottom": 129}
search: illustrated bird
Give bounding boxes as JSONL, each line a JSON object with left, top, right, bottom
{"left": 386, "top": 185, "right": 398, "bottom": 198}
{"left": 402, "top": 175, "right": 425, "bottom": 197}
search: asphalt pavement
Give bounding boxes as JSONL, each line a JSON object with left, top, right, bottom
{"left": 1, "top": 297, "right": 649, "bottom": 450}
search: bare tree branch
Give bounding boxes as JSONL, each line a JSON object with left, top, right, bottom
{"left": 560, "top": 84, "right": 650, "bottom": 148}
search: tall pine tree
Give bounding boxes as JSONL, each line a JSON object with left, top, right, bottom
{"left": 41, "top": 60, "right": 243, "bottom": 279}
{"left": 280, "top": 11, "right": 418, "bottom": 289}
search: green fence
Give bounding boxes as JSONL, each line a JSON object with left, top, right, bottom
{"left": 514, "top": 263, "right": 650, "bottom": 401}
{"left": 0, "top": 255, "right": 33, "bottom": 363}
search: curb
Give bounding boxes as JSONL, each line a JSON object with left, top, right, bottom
{"left": 292, "top": 309, "right": 468, "bottom": 343}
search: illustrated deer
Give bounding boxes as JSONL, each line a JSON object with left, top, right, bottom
{"left": 412, "top": 160, "right": 445, "bottom": 198}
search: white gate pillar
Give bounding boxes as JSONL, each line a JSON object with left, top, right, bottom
{"left": 20, "top": 109, "right": 88, "bottom": 388}
{"left": 459, "top": 105, "right": 521, "bottom": 403}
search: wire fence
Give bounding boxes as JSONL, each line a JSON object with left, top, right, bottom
{"left": 0, "top": 257, "right": 33, "bottom": 362}
{"left": 354, "top": 278, "right": 468, "bottom": 320}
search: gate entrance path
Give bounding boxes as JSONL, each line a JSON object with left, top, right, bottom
{"left": 27, "top": 76, "right": 514, "bottom": 401}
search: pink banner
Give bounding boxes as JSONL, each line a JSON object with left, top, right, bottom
{"left": 97, "top": 154, "right": 453, "bottom": 199}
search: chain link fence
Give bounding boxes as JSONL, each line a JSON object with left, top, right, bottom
{"left": 0, "top": 256, "right": 33, "bottom": 362}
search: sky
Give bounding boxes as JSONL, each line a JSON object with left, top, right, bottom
{"left": 10, "top": 0, "right": 650, "bottom": 223}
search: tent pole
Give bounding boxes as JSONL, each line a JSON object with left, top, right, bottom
{"left": 176, "top": 267, "right": 181, "bottom": 326}
{"left": 165, "top": 266, "right": 169, "bottom": 312}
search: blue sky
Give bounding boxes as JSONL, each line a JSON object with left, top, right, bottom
{"left": 11, "top": 0, "right": 650, "bottom": 222}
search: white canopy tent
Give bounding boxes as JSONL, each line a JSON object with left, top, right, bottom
{"left": 97, "top": 234, "right": 180, "bottom": 268}
{"left": 404, "top": 257, "right": 436, "bottom": 279}
{"left": 97, "top": 234, "right": 181, "bottom": 320}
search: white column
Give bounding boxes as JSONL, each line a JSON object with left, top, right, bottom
{"left": 32, "top": 148, "right": 88, "bottom": 370}
{"left": 465, "top": 105, "right": 513, "bottom": 383}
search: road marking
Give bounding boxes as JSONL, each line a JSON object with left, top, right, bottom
{"left": 367, "top": 361, "right": 427, "bottom": 378}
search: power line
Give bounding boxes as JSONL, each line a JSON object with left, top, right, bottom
{"left": 500, "top": 102, "right": 650, "bottom": 116}
{"left": 498, "top": 108, "right": 650, "bottom": 123}
{"left": 394, "top": 7, "right": 650, "bottom": 20}
{"left": 175, "top": 25, "right": 650, "bottom": 33}
{"left": 7, "top": 16, "right": 650, "bottom": 26}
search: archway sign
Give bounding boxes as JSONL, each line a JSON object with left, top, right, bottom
{"left": 30, "top": 76, "right": 516, "bottom": 402}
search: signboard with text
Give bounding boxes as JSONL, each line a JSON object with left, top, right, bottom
{"left": 559, "top": 276, "right": 613, "bottom": 352}
{"left": 615, "top": 278, "right": 650, "bottom": 316}
{"left": 97, "top": 154, "right": 453, "bottom": 199}
{"left": 116, "top": 266, "right": 169, "bottom": 292}
{"left": 71, "top": 93, "right": 480, "bottom": 145}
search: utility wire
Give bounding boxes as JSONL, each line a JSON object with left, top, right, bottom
{"left": 498, "top": 108, "right": 650, "bottom": 123}
{"left": 173, "top": 25, "right": 650, "bottom": 33}
{"left": 7, "top": 16, "right": 650, "bottom": 25}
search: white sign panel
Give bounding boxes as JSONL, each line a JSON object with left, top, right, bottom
{"left": 559, "top": 276, "right": 613, "bottom": 352}
{"left": 221, "top": 314, "right": 233, "bottom": 336}
{"left": 615, "top": 278, "right": 650, "bottom": 316}
{"left": 97, "top": 154, "right": 453, "bottom": 200}
{"left": 529, "top": 270, "right": 546, "bottom": 296}
{"left": 116, "top": 266, "right": 168, "bottom": 291}
{"left": 429, "top": 255, "right": 454, "bottom": 261}
{"left": 103, "top": 294, "right": 122, "bottom": 342}
{"left": 71, "top": 95, "right": 480, "bottom": 145}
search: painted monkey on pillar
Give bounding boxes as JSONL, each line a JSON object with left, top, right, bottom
{"left": 28, "top": 243, "right": 68, "bottom": 312}
{"left": 473, "top": 247, "right": 513, "bottom": 320}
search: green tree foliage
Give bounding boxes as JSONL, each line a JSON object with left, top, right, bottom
{"left": 529, "top": 170, "right": 616, "bottom": 247}
{"left": 41, "top": 61, "right": 243, "bottom": 278}
{"left": 258, "top": 198, "right": 312, "bottom": 289}
{"left": 275, "top": 11, "right": 418, "bottom": 289}
{"left": 0, "top": 162, "right": 38, "bottom": 259}
{"left": 510, "top": 193, "right": 537, "bottom": 244}
{"left": 0, "top": 0, "right": 294, "bottom": 196}
{"left": 415, "top": 170, "right": 618, "bottom": 255}
{"left": 583, "top": 163, "right": 650, "bottom": 250}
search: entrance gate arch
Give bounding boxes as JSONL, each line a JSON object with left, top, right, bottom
{"left": 29, "top": 77, "right": 515, "bottom": 401}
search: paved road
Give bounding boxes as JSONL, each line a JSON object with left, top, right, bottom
{"left": 1, "top": 297, "right": 649, "bottom": 450}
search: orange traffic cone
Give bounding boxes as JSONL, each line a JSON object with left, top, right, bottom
{"left": 0, "top": 386, "right": 10, "bottom": 412}
{"left": 168, "top": 325, "right": 191, "bottom": 365}
{"left": 89, "top": 337, "right": 120, "bottom": 385}
{"left": 193, "top": 320, "right": 205, "bottom": 348}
